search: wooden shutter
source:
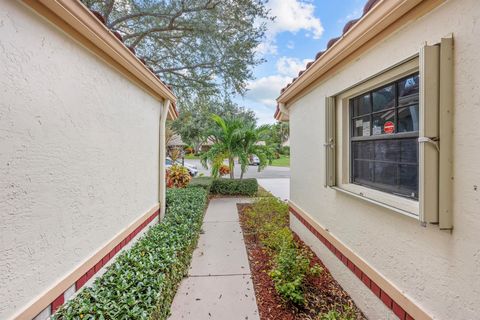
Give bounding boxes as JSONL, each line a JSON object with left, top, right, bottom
{"left": 439, "top": 36, "right": 454, "bottom": 230}
{"left": 324, "top": 96, "right": 336, "bottom": 187}
{"left": 419, "top": 43, "right": 440, "bottom": 224}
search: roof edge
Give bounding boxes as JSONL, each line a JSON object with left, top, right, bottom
{"left": 23, "top": 0, "right": 176, "bottom": 104}
{"left": 276, "top": 0, "right": 445, "bottom": 110}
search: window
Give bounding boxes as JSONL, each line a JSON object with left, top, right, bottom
{"left": 350, "top": 74, "right": 420, "bottom": 199}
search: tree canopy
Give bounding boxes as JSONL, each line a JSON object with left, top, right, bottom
{"left": 171, "top": 94, "right": 256, "bottom": 153}
{"left": 82, "top": 0, "right": 271, "bottom": 101}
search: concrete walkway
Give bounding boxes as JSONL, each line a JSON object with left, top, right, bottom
{"left": 258, "top": 178, "right": 290, "bottom": 200}
{"left": 169, "top": 198, "right": 260, "bottom": 320}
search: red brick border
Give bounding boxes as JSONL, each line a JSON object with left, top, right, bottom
{"left": 289, "top": 206, "right": 413, "bottom": 320}
{"left": 40, "top": 209, "right": 160, "bottom": 317}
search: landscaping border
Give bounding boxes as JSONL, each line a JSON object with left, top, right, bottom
{"left": 289, "top": 204, "right": 422, "bottom": 320}
{"left": 53, "top": 188, "right": 208, "bottom": 319}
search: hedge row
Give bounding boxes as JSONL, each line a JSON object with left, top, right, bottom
{"left": 187, "top": 176, "right": 214, "bottom": 193}
{"left": 211, "top": 178, "right": 258, "bottom": 196}
{"left": 187, "top": 177, "right": 258, "bottom": 196}
{"left": 54, "top": 188, "right": 208, "bottom": 320}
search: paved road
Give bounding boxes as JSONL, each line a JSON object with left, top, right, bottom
{"left": 184, "top": 159, "right": 290, "bottom": 179}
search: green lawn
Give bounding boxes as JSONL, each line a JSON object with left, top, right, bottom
{"left": 184, "top": 154, "right": 201, "bottom": 160}
{"left": 270, "top": 155, "right": 290, "bottom": 167}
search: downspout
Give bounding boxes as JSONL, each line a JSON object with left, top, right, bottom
{"left": 159, "top": 99, "right": 170, "bottom": 220}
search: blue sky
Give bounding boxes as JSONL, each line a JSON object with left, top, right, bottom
{"left": 237, "top": 0, "right": 366, "bottom": 124}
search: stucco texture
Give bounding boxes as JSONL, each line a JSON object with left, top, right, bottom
{"left": 0, "top": 1, "right": 161, "bottom": 318}
{"left": 289, "top": 0, "right": 480, "bottom": 319}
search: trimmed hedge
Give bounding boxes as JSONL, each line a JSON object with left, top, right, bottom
{"left": 54, "top": 188, "right": 207, "bottom": 320}
{"left": 187, "top": 177, "right": 214, "bottom": 193}
{"left": 210, "top": 178, "right": 258, "bottom": 196}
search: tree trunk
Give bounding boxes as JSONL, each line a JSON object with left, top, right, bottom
{"left": 229, "top": 157, "right": 234, "bottom": 179}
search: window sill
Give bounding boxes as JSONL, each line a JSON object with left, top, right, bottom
{"left": 332, "top": 184, "right": 419, "bottom": 219}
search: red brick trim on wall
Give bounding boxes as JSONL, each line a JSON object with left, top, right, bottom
{"left": 40, "top": 209, "right": 159, "bottom": 318}
{"left": 289, "top": 206, "right": 414, "bottom": 320}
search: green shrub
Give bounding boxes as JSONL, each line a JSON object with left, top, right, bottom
{"left": 245, "top": 196, "right": 322, "bottom": 306}
{"left": 187, "top": 177, "right": 214, "bottom": 193}
{"left": 245, "top": 197, "right": 289, "bottom": 239}
{"left": 269, "top": 243, "right": 322, "bottom": 305}
{"left": 54, "top": 188, "right": 207, "bottom": 320}
{"left": 319, "top": 305, "right": 356, "bottom": 320}
{"left": 261, "top": 226, "right": 293, "bottom": 252}
{"left": 210, "top": 178, "right": 258, "bottom": 196}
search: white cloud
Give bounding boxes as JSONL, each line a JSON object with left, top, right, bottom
{"left": 242, "top": 56, "right": 313, "bottom": 123}
{"left": 256, "top": 0, "right": 324, "bottom": 55}
{"left": 245, "top": 75, "right": 291, "bottom": 107}
{"left": 286, "top": 41, "right": 295, "bottom": 49}
{"left": 276, "top": 56, "right": 313, "bottom": 78}
{"left": 268, "top": 0, "right": 324, "bottom": 38}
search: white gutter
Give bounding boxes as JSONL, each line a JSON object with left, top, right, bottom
{"left": 159, "top": 99, "right": 170, "bottom": 219}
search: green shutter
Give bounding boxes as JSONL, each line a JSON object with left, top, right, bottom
{"left": 419, "top": 43, "right": 440, "bottom": 224}
{"left": 439, "top": 36, "right": 454, "bottom": 230}
{"left": 325, "top": 96, "right": 336, "bottom": 187}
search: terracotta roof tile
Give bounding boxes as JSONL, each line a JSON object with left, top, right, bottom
{"left": 90, "top": 10, "right": 105, "bottom": 25}
{"left": 315, "top": 51, "right": 325, "bottom": 60}
{"left": 327, "top": 37, "right": 340, "bottom": 49}
{"left": 363, "top": 0, "right": 381, "bottom": 15}
{"left": 112, "top": 31, "right": 123, "bottom": 42}
{"left": 343, "top": 19, "right": 360, "bottom": 34}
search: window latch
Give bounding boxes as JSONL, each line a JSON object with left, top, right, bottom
{"left": 324, "top": 138, "right": 335, "bottom": 149}
{"left": 418, "top": 137, "right": 439, "bottom": 152}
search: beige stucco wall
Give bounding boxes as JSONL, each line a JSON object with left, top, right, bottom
{"left": 0, "top": 1, "right": 162, "bottom": 318}
{"left": 289, "top": 0, "right": 480, "bottom": 319}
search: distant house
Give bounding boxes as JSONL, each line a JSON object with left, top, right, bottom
{"left": 275, "top": 0, "right": 479, "bottom": 319}
{"left": 0, "top": 1, "right": 177, "bottom": 319}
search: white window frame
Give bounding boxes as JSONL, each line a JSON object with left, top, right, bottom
{"left": 334, "top": 57, "right": 421, "bottom": 218}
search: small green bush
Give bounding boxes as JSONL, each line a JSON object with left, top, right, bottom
{"left": 245, "top": 196, "right": 322, "bottom": 306}
{"left": 319, "top": 305, "right": 356, "bottom": 320}
{"left": 269, "top": 243, "right": 322, "bottom": 305}
{"left": 211, "top": 178, "right": 258, "bottom": 196}
{"left": 245, "top": 197, "right": 289, "bottom": 239}
{"left": 54, "top": 188, "right": 207, "bottom": 320}
{"left": 261, "top": 226, "right": 293, "bottom": 252}
{"left": 187, "top": 177, "right": 214, "bottom": 193}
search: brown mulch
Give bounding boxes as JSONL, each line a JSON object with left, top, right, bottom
{"left": 237, "top": 204, "right": 366, "bottom": 320}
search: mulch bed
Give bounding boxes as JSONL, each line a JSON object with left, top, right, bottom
{"left": 237, "top": 204, "right": 366, "bottom": 320}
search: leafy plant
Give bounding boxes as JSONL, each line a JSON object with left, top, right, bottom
{"left": 244, "top": 196, "right": 322, "bottom": 306}
{"left": 269, "top": 243, "right": 323, "bottom": 305}
{"left": 244, "top": 197, "right": 289, "bottom": 239}
{"left": 210, "top": 178, "right": 258, "bottom": 196}
{"left": 219, "top": 164, "right": 230, "bottom": 176}
{"left": 167, "top": 165, "right": 191, "bottom": 188}
{"left": 319, "top": 305, "right": 356, "bottom": 320}
{"left": 54, "top": 188, "right": 207, "bottom": 320}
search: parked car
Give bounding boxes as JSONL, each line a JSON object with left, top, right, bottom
{"left": 166, "top": 157, "right": 198, "bottom": 176}
{"left": 249, "top": 155, "right": 260, "bottom": 166}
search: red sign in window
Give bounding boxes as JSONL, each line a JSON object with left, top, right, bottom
{"left": 384, "top": 121, "right": 395, "bottom": 134}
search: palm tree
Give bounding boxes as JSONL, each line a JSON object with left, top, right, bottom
{"left": 201, "top": 114, "right": 274, "bottom": 179}
{"left": 201, "top": 115, "right": 244, "bottom": 179}
{"left": 237, "top": 124, "right": 274, "bottom": 179}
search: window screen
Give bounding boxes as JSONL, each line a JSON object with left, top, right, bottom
{"left": 350, "top": 73, "right": 419, "bottom": 199}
